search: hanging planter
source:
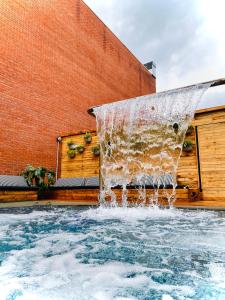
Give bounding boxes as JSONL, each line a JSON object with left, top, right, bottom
{"left": 183, "top": 140, "right": 193, "bottom": 153}
{"left": 67, "top": 140, "right": 76, "bottom": 150}
{"left": 172, "top": 122, "right": 179, "bottom": 134}
{"left": 186, "top": 125, "right": 194, "bottom": 136}
{"left": 92, "top": 145, "right": 100, "bottom": 156}
{"left": 84, "top": 132, "right": 92, "bottom": 144}
{"left": 76, "top": 144, "right": 85, "bottom": 154}
{"left": 67, "top": 149, "right": 76, "bottom": 159}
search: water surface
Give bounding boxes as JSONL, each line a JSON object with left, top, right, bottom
{"left": 0, "top": 206, "right": 225, "bottom": 300}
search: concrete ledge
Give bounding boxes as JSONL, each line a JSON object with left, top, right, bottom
{"left": 0, "top": 200, "right": 225, "bottom": 210}
{"left": 0, "top": 200, "right": 99, "bottom": 208}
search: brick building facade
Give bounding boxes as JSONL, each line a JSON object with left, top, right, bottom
{"left": 0, "top": 0, "right": 156, "bottom": 175}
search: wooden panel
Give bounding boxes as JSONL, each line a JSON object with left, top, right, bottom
{"left": 177, "top": 128, "right": 198, "bottom": 189}
{"left": 42, "top": 188, "right": 190, "bottom": 206}
{"left": 194, "top": 107, "right": 225, "bottom": 126}
{"left": 202, "top": 189, "right": 225, "bottom": 201}
{"left": 42, "top": 188, "right": 225, "bottom": 208}
{"left": 60, "top": 129, "right": 199, "bottom": 189}
{"left": 1, "top": 188, "right": 221, "bottom": 208}
{"left": 60, "top": 131, "right": 100, "bottom": 178}
{"left": 198, "top": 122, "right": 225, "bottom": 191}
{"left": 0, "top": 190, "right": 37, "bottom": 202}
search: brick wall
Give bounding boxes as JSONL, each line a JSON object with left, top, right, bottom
{"left": 0, "top": 0, "right": 156, "bottom": 175}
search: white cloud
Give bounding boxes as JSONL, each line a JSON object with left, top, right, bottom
{"left": 84, "top": 0, "right": 225, "bottom": 108}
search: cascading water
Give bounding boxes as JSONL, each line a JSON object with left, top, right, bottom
{"left": 93, "top": 83, "right": 211, "bottom": 207}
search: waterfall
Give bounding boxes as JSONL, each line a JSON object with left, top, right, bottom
{"left": 93, "top": 83, "right": 210, "bottom": 207}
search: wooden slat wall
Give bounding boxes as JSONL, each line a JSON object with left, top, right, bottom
{"left": 198, "top": 121, "right": 225, "bottom": 200}
{"left": 177, "top": 128, "right": 198, "bottom": 188}
{"left": 60, "top": 131, "right": 100, "bottom": 178}
{"left": 42, "top": 188, "right": 190, "bottom": 206}
{"left": 0, "top": 191, "right": 37, "bottom": 202}
{"left": 193, "top": 106, "right": 225, "bottom": 126}
{"left": 60, "top": 129, "right": 199, "bottom": 189}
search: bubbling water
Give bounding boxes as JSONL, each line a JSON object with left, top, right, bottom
{"left": 93, "top": 84, "right": 211, "bottom": 207}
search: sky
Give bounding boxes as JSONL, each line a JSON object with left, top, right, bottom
{"left": 83, "top": 0, "right": 225, "bottom": 109}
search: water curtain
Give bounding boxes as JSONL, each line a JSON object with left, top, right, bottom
{"left": 93, "top": 83, "right": 210, "bottom": 207}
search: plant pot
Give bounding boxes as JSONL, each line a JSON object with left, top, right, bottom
{"left": 183, "top": 145, "right": 193, "bottom": 152}
{"left": 77, "top": 147, "right": 85, "bottom": 154}
{"left": 67, "top": 150, "right": 76, "bottom": 159}
{"left": 93, "top": 149, "right": 100, "bottom": 156}
{"left": 186, "top": 126, "right": 194, "bottom": 136}
{"left": 68, "top": 144, "right": 76, "bottom": 150}
{"left": 84, "top": 136, "right": 92, "bottom": 144}
{"left": 173, "top": 123, "right": 179, "bottom": 134}
{"left": 92, "top": 145, "right": 100, "bottom": 156}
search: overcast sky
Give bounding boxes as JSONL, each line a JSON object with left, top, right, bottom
{"left": 84, "top": 0, "right": 225, "bottom": 109}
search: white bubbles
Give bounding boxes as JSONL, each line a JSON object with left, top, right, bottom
{"left": 162, "top": 295, "right": 174, "bottom": 300}
{"left": 0, "top": 207, "right": 225, "bottom": 299}
{"left": 81, "top": 206, "right": 216, "bottom": 224}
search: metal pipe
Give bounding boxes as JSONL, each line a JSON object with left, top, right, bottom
{"left": 195, "top": 126, "right": 202, "bottom": 192}
{"left": 56, "top": 136, "right": 62, "bottom": 180}
{"left": 87, "top": 77, "right": 225, "bottom": 116}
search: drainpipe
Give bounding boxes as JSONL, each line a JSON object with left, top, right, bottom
{"left": 56, "top": 136, "right": 62, "bottom": 180}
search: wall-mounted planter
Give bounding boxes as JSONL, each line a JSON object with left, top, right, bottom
{"left": 67, "top": 140, "right": 76, "bottom": 150}
{"left": 92, "top": 145, "right": 100, "bottom": 156}
{"left": 77, "top": 145, "right": 85, "bottom": 154}
{"left": 186, "top": 125, "right": 194, "bottom": 136}
{"left": 183, "top": 140, "right": 193, "bottom": 152}
{"left": 173, "top": 122, "right": 179, "bottom": 134}
{"left": 84, "top": 132, "right": 92, "bottom": 144}
{"left": 67, "top": 149, "right": 76, "bottom": 159}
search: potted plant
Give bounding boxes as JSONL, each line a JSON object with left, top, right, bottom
{"left": 21, "top": 165, "right": 55, "bottom": 192}
{"left": 186, "top": 125, "right": 194, "bottom": 136}
{"left": 67, "top": 140, "right": 76, "bottom": 150}
{"left": 92, "top": 145, "right": 100, "bottom": 156}
{"left": 183, "top": 140, "right": 193, "bottom": 152}
{"left": 84, "top": 132, "right": 92, "bottom": 144}
{"left": 76, "top": 144, "right": 85, "bottom": 154}
{"left": 67, "top": 149, "right": 76, "bottom": 158}
{"left": 173, "top": 122, "right": 179, "bottom": 134}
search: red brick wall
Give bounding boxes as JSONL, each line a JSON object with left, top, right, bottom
{"left": 0, "top": 0, "right": 156, "bottom": 175}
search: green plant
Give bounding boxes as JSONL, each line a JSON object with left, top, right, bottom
{"left": 183, "top": 140, "right": 193, "bottom": 152}
{"left": 76, "top": 144, "right": 85, "bottom": 153}
{"left": 186, "top": 125, "right": 194, "bottom": 136}
{"left": 92, "top": 145, "right": 100, "bottom": 156}
{"left": 21, "top": 165, "right": 55, "bottom": 190}
{"left": 84, "top": 132, "right": 92, "bottom": 144}
{"left": 47, "top": 170, "right": 55, "bottom": 185}
{"left": 67, "top": 149, "right": 76, "bottom": 158}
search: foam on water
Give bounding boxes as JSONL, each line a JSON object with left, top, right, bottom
{"left": 0, "top": 206, "right": 225, "bottom": 300}
{"left": 93, "top": 84, "right": 210, "bottom": 206}
{"left": 81, "top": 206, "right": 215, "bottom": 223}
